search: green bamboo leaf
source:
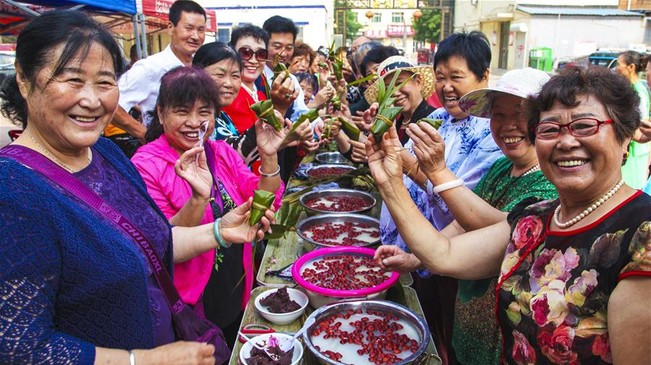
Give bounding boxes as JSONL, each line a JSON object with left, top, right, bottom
{"left": 417, "top": 118, "right": 443, "bottom": 129}
{"left": 385, "top": 69, "right": 402, "bottom": 101}
{"left": 377, "top": 73, "right": 386, "bottom": 103}
{"left": 338, "top": 117, "right": 360, "bottom": 141}
{"left": 347, "top": 74, "right": 377, "bottom": 87}
{"left": 249, "top": 190, "right": 276, "bottom": 226}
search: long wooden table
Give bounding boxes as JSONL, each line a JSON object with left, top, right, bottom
{"left": 229, "top": 153, "right": 440, "bottom": 365}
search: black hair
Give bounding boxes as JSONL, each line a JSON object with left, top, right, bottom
{"left": 193, "top": 42, "right": 242, "bottom": 71}
{"left": 229, "top": 25, "right": 269, "bottom": 49}
{"left": 169, "top": 0, "right": 206, "bottom": 25}
{"left": 618, "top": 50, "right": 649, "bottom": 73}
{"left": 352, "top": 41, "right": 382, "bottom": 76}
{"left": 262, "top": 15, "right": 298, "bottom": 41}
{"left": 0, "top": 10, "right": 126, "bottom": 128}
{"left": 360, "top": 45, "right": 399, "bottom": 77}
{"left": 295, "top": 72, "right": 317, "bottom": 91}
{"left": 146, "top": 66, "right": 220, "bottom": 142}
{"left": 527, "top": 66, "right": 640, "bottom": 144}
{"left": 433, "top": 31, "right": 491, "bottom": 82}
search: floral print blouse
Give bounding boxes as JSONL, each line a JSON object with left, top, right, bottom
{"left": 380, "top": 108, "right": 503, "bottom": 278}
{"left": 497, "top": 192, "right": 651, "bottom": 364}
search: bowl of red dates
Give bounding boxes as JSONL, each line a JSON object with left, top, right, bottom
{"left": 299, "top": 189, "right": 376, "bottom": 215}
{"left": 315, "top": 152, "right": 349, "bottom": 165}
{"left": 306, "top": 164, "right": 357, "bottom": 179}
{"left": 296, "top": 214, "right": 381, "bottom": 248}
{"left": 254, "top": 287, "right": 309, "bottom": 325}
{"left": 291, "top": 246, "right": 400, "bottom": 308}
{"left": 301, "top": 300, "right": 430, "bottom": 365}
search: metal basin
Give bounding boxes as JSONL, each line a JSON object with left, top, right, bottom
{"left": 296, "top": 213, "right": 380, "bottom": 248}
{"left": 299, "top": 188, "right": 376, "bottom": 215}
{"left": 315, "top": 152, "right": 349, "bottom": 165}
{"left": 301, "top": 300, "right": 430, "bottom": 365}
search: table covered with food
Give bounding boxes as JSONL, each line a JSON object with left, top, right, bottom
{"left": 232, "top": 150, "right": 440, "bottom": 365}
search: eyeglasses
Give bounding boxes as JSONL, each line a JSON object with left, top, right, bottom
{"left": 534, "top": 118, "right": 613, "bottom": 140}
{"left": 238, "top": 46, "right": 268, "bottom": 61}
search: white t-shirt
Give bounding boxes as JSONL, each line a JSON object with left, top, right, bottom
{"left": 118, "top": 45, "right": 184, "bottom": 127}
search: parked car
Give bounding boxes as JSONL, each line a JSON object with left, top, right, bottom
{"left": 588, "top": 51, "right": 618, "bottom": 69}
{"left": 553, "top": 55, "right": 589, "bottom": 74}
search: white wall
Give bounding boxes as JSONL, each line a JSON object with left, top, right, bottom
{"left": 527, "top": 16, "right": 645, "bottom": 58}
{"left": 515, "top": 0, "right": 618, "bottom": 5}
{"left": 197, "top": 0, "right": 333, "bottom": 50}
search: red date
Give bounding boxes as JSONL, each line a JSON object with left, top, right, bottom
{"left": 305, "top": 195, "right": 372, "bottom": 212}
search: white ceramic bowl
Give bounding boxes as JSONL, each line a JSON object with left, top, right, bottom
{"left": 254, "top": 287, "right": 309, "bottom": 325}
{"left": 239, "top": 333, "right": 303, "bottom": 365}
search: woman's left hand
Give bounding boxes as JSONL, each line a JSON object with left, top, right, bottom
{"left": 175, "top": 146, "right": 213, "bottom": 200}
{"left": 220, "top": 197, "right": 275, "bottom": 243}
{"left": 255, "top": 115, "right": 285, "bottom": 156}
{"left": 406, "top": 123, "right": 447, "bottom": 177}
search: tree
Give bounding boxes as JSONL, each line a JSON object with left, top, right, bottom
{"left": 412, "top": 9, "right": 441, "bottom": 43}
{"left": 345, "top": 9, "right": 362, "bottom": 42}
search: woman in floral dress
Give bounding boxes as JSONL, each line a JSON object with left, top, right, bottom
{"left": 371, "top": 66, "right": 651, "bottom": 364}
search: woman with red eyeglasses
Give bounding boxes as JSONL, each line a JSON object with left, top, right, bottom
{"left": 371, "top": 67, "right": 651, "bottom": 364}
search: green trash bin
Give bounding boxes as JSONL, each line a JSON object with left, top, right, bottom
{"left": 529, "top": 47, "right": 553, "bottom": 72}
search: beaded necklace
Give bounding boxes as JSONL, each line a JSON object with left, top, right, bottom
{"left": 553, "top": 179, "right": 625, "bottom": 229}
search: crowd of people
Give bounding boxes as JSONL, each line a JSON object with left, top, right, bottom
{"left": 0, "top": 1, "right": 650, "bottom": 364}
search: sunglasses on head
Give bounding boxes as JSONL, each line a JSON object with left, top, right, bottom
{"left": 238, "top": 46, "right": 268, "bottom": 61}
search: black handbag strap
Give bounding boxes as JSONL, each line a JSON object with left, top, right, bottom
{"left": 0, "top": 145, "right": 186, "bottom": 314}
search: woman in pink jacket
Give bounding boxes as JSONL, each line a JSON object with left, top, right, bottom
{"left": 131, "top": 66, "right": 285, "bottom": 346}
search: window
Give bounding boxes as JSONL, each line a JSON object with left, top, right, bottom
{"left": 372, "top": 13, "right": 382, "bottom": 23}
{"left": 392, "top": 12, "right": 404, "bottom": 23}
{"left": 217, "top": 28, "right": 230, "bottom": 43}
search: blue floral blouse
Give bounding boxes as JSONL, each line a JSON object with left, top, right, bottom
{"left": 379, "top": 108, "right": 503, "bottom": 277}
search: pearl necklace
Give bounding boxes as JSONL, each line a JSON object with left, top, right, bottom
{"left": 30, "top": 135, "right": 91, "bottom": 173}
{"left": 520, "top": 164, "right": 540, "bottom": 177}
{"left": 553, "top": 179, "right": 625, "bottom": 229}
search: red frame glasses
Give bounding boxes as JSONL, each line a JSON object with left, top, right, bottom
{"left": 534, "top": 118, "right": 614, "bottom": 140}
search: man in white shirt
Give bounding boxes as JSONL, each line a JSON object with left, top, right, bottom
{"left": 261, "top": 15, "right": 310, "bottom": 122}
{"left": 107, "top": 0, "right": 206, "bottom": 154}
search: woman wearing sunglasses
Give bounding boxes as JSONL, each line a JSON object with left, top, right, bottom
{"left": 371, "top": 66, "right": 651, "bottom": 364}
{"left": 221, "top": 25, "right": 270, "bottom": 135}
{"left": 220, "top": 25, "right": 312, "bottom": 177}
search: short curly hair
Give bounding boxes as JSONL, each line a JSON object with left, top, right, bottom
{"left": 527, "top": 66, "right": 640, "bottom": 144}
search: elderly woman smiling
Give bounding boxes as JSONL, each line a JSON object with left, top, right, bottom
{"left": 131, "top": 66, "right": 284, "bottom": 346}
{"left": 0, "top": 10, "right": 274, "bottom": 364}
{"left": 370, "top": 66, "right": 651, "bottom": 364}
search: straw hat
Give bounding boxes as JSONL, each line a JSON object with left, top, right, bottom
{"left": 364, "top": 55, "right": 435, "bottom": 103}
{"left": 459, "top": 67, "right": 550, "bottom": 118}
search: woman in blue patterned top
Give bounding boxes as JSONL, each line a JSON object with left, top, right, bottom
{"left": 0, "top": 11, "right": 274, "bottom": 365}
{"left": 376, "top": 31, "right": 503, "bottom": 363}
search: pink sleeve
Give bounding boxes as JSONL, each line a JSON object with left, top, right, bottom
{"left": 131, "top": 155, "right": 177, "bottom": 220}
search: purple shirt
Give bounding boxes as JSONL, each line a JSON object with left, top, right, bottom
{"left": 76, "top": 150, "right": 174, "bottom": 346}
